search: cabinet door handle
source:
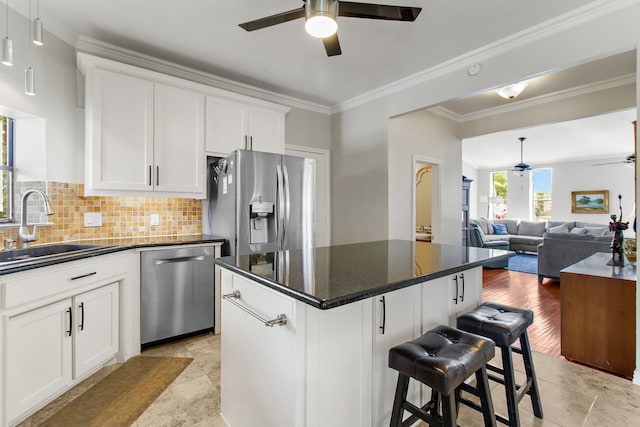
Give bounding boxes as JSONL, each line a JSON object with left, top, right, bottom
{"left": 156, "top": 165, "right": 160, "bottom": 186}
{"left": 379, "top": 295, "right": 386, "bottom": 335}
{"left": 66, "top": 307, "right": 72, "bottom": 337}
{"left": 148, "top": 165, "right": 152, "bottom": 186}
{"left": 70, "top": 272, "right": 97, "bottom": 281}
{"left": 250, "top": 135, "right": 253, "bottom": 150}
{"left": 453, "top": 276, "right": 459, "bottom": 304}
{"left": 244, "top": 135, "right": 248, "bottom": 150}
{"left": 459, "top": 273, "right": 465, "bottom": 303}
{"left": 79, "top": 302, "right": 85, "bottom": 331}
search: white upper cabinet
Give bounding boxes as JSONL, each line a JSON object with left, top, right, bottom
{"left": 87, "top": 68, "right": 154, "bottom": 192}
{"left": 205, "top": 95, "right": 287, "bottom": 156}
{"left": 154, "top": 84, "right": 205, "bottom": 194}
{"left": 81, "top": 55, "right": 207, "bottom": 199}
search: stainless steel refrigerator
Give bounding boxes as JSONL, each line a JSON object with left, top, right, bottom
{"left": 208, "top": 150, "right": 316, "bottom": 256}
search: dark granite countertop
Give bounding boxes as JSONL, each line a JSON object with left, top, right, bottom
{"left": 0, "top": 234, "right": 225, "bottom": 275}
{"left": 215, "top": 240, "right": 513, "bottom": 309}
{"left": 561, "top": 252, "right": 637, "bottom": 281}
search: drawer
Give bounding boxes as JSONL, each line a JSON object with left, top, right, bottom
{"left": 1, "top": 253, "right": 131, "bottom": 309}
{"left": 221, "top": 269, "right": 295, "bottom": 327}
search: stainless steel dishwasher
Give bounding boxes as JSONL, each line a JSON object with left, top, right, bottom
{"left": 141, "top": 245, "right": 215, "bottom": 345}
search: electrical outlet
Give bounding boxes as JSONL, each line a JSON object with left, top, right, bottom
{"left": 84, "top": 212, "right": 102, "bottom": 227}
{"left": 150, "top": 213, "right": 160, "bottom": 226}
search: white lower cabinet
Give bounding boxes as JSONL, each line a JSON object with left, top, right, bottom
{"left": 74, "top": 283, "right": 119, "bottom": 379}
{"left": 6, "top": 299, "right": 73, "bottom": 422}
{"left": 220, "top": 266, "right": 483, "bottom": 427}
{"left": 5, "top": 283, "right": 119, "bottom": 423}
{"left": 372, "top": 287, "right": 421, "bottom": 427}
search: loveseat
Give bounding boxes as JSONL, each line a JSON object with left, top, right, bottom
{"left": 537, "top": 230, "right": 612, "bottom": 284}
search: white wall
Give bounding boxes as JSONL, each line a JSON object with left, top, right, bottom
{"left": 474, "top": 157, "right": 635, "bottom": 227}
{"left": 331, "top": 2, "right": 640, "bottom": 246}
{"left": 388, "top": 110, "right": 461, "bottom": 244}
{"left": 0, "top": 7, "right": 78, "bottom": 184}
{"left": 285, "top": 107, "right": 331, "bottom": 150}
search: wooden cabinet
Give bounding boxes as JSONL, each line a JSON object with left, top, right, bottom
{"left": 6, "top": 299, "right": 73, "bottom": 422}
{"left": 560, "top": 253, "right": 636, "bottom": 378}
{"left": 205, "top": 95, "right": 287, "bottom": 156}
{"left": 82, "top": 59, "right": 205, "bottom": 198}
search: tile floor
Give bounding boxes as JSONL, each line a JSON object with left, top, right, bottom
{"left": 18, "top": 332, "right": 640, "bottom": 427}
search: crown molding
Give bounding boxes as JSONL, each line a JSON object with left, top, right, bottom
{"left": 75, "top": 37, "right": 331, "bottom": 115}
{"left": 431, "top": 73, "right": 637, "bottom": 123}
{"left": 331, "top": 0, "right": 639, "bottom": 114}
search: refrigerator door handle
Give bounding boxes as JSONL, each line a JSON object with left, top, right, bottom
{"left": 276, "top": 164, "right": 285, "bottom": 247}
{"left": 283, "top": 164, "right": 291, "bottom": 246}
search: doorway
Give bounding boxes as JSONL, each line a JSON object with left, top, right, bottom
{"left": 413, "top": 157, "right": 440, "bottom": 242}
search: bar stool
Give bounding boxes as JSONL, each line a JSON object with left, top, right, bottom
{"left": 457, "top": 302, "right": 543, "bottom": 427}
{"left": 388, "top": 324, "right": 497, "bottom": 427}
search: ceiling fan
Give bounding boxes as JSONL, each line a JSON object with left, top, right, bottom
{"left": 512, "top": 137, "right": 532, "bottom": 176}
{"left": 238, "top": 0, "right": 422, "bottom": 57}
{"left": 592, "top": 154, "right": 635, "bottom": 166}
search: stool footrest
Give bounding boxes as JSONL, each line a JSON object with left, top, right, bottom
{"left": 400, "top": 399, "right": 441, "bottom": 427}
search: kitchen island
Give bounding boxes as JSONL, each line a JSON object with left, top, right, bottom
{"left": 215, "top": 240, "right": 511, "bottom": 427}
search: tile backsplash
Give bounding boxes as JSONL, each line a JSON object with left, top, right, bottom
{"left": 0, "top": 182, "right": 202, "bottom": 244}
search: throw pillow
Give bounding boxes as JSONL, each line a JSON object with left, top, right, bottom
{"left": 547, "top": 224, "right": 569, "bottom": 234}
{"left": 584, "top": 226, "right": 606, "bottom": 236}
{"left": 570, "top": 227, "right": 587, "bottom": 235}
{"left": 492, "top": 223, "right": 509, "bottom": 235}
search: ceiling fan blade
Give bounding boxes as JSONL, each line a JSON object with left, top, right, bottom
{"left": 239, "top": 7, "right": 306, "bottom": 31}
{"left": 338, "top": 2, "right": 421, "bottom": 21}
{"left": 323, "top": 33, "right": 342, "bottom": 56}
{"left": 593, "top": 160, "right": 628, "bottom": 166}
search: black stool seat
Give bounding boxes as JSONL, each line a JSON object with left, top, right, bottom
{"left": 389, "top": 325, "right": 495, "bottom": 395}
{"left": 457, "top": 302, "right": 533, "bottom": 347}
{"left": 457, "top": 302, "right": 543, "bottom": 427}
{"left": 388, "top": 325, "right": 497, "bottom": 427}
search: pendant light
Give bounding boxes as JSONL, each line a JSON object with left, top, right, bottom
{"left": 2, "top": 0, "right": 12, "bottom": 66}
{"left": 305, "top": 0, "right": 338, "bottom": 38}
{"left": 25, "top": 0, "right": 35, "bottom": 96}
{"left": 32, "top": 0, "right": 42, "bottom": 46}
{"left": 512, "top": 137, "right": 531, "bottom": 176}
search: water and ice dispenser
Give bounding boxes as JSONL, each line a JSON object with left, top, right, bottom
{"left": 249, "top": 197, "right": 275, "bottom": 244}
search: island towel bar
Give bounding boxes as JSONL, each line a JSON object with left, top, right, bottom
{"left": 223, "top": 290, "right": 288, "bottom": 327}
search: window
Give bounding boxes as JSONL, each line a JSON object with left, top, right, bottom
{"left": 490, "top": 171, "right": 508, "bottom": 219}
{"left": 0, "top": 115, "right": 15, "bottom": 222}
{"left": 533, "top": 168, "right": 552, "bottom": 221}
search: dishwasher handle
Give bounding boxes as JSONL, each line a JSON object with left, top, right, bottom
{"left": 154, "top": 255, "right": 205, "bottom": 265}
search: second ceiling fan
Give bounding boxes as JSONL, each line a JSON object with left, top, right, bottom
{"left": 238, "top": 0, "right": 422, "bottom": 57}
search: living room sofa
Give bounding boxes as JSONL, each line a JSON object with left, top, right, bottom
{"left": 470, "top": 217, "right": 613, "bottom": 282}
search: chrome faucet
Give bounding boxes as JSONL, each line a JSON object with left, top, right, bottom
{"left": 18, "top": 189, "right": 55, "bottom": 248}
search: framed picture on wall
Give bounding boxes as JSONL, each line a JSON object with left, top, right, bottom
{"left": 571, "top": 190, "right": 609, "bottom": 214}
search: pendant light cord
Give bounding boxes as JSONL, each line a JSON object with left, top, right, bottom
{"left": 5, "top": 0, "right": 8, "bottom": 38}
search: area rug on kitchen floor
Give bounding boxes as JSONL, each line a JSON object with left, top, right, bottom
{"left": 39, "top": 355, "right": 192, "bottom": 427}
{"left": 505, "top": 253, "right": 538, "bottom": 275}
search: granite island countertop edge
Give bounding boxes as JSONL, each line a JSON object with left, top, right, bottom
{"left": 215, "top": 254, "right": 512, "bottom": 310}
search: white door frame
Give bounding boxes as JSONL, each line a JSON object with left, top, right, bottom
{"left": 286, "top": 144, "right": 331, "bottom": 247}
{"left": 412, "top": 155, "right": 441, "bottom": 243}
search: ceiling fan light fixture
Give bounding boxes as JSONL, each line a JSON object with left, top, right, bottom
{"left": 305, "top": 0, "right": 338, "bottom": 38}
{"left": 497, "top": 81, "right": 528, "bottom": 99}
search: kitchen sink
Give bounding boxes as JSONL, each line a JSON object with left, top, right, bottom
{"left": 0, "top": 244, "right": 110, "bottom": 264}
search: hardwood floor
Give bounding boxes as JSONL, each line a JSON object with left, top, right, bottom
{"left": 482, "top": 268, "right": 562, "bottom": 358}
